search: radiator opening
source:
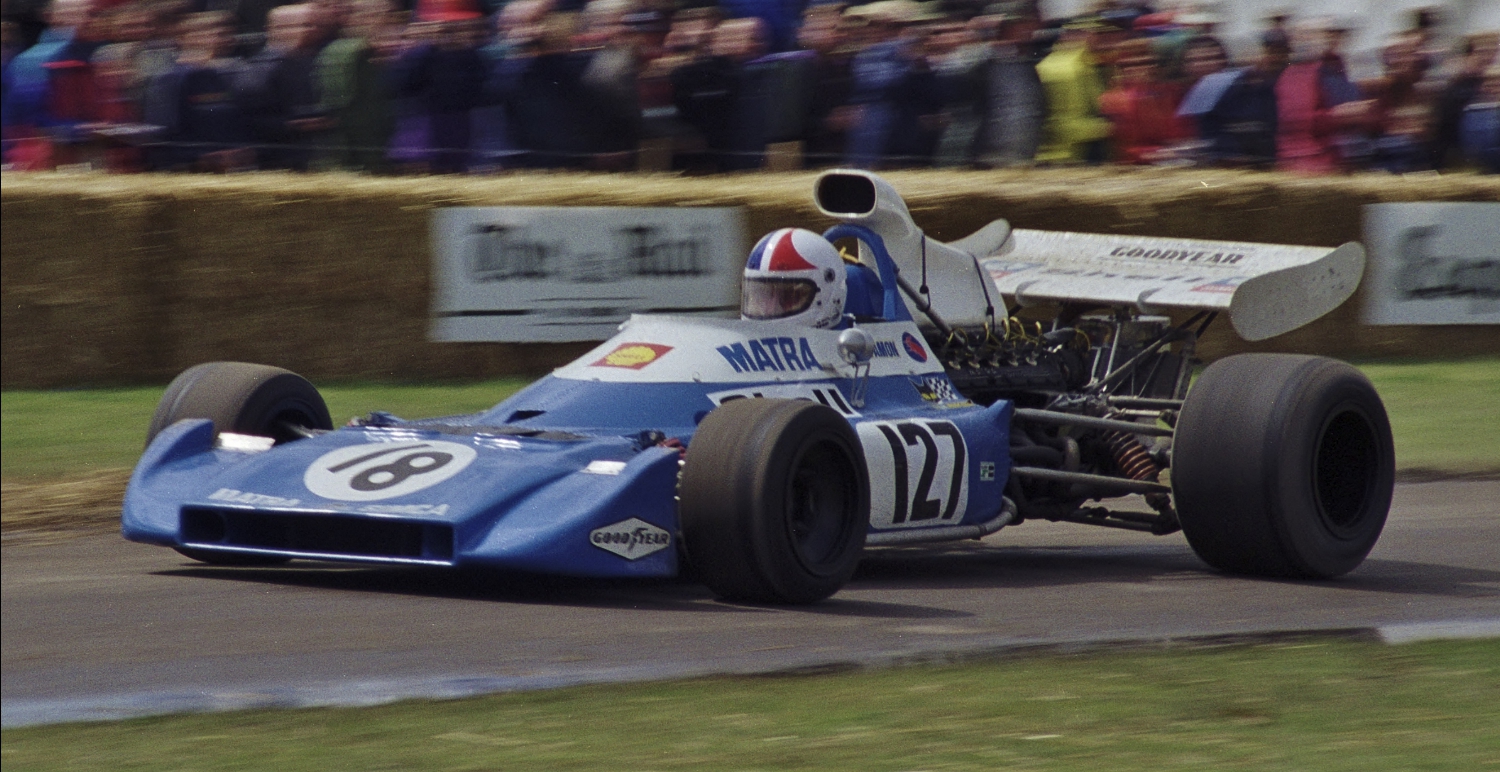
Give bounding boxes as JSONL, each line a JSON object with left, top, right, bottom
{"left": 182, "top": 508, "right": 454, "bottom": 563}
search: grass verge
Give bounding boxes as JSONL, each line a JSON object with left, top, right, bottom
{"left": 1353, "top": 358, "right": 1500, "bottom": 479}
{"left": 3, "top": 638, "right": 1497, "bottom": 771}
{"left": 2, "top": 360, "right": 1495, "bottom": 536}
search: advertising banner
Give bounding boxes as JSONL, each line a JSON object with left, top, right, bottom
{"left": 1362, "top": 203, "right": 1500, "bottom": 326}
{"left": 432, "top": 207, "right": 747, "bottom": 342}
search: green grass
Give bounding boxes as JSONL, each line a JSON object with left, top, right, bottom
{"left": 3, "top": 360, "right": 1497, "bottom": 481}
{"left": 2, "top": 638, "right": 1496, "bottom": 771}
{"left": 1353, "top": 359, "right": 1500, "bottom": 476}
{"left": 0, "top": 378, "right": 533, "bottom": 481}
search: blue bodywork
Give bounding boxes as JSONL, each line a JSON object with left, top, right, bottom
{"left": 123, "top": 228, "right": 1015, "bottom": 577}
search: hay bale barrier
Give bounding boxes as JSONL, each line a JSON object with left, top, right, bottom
{"left": 0, "top": 468, "right": 132, "bottom": 538}
{"left": 3, "top": 169, "right": 1498, "bottom": 388}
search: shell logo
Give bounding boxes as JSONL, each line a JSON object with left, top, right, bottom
{"left": 592, "top": 342, "right": 673, "bottom": 370}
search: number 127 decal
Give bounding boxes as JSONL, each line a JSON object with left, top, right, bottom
{"left": 856, "top": 419, "right": 969, "bottom": 529}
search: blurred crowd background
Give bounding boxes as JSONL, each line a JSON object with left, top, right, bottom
{"left": 3, "top": 0, "right": 1497, "bottom": 175}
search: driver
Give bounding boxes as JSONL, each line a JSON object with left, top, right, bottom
{"left": 740, "top": 228, "right": 847, "bottom": 328}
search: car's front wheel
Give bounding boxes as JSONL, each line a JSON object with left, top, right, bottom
{"left": 679, "top": 398, "right": 870, "bottom": 604}
{"left": 147, "top": 361, "right": 332, "bottom": 446}
{"left": 148, "top": 362, "right": 332, "bottom": 566}
{"left": 1172, "top": 354, "right": 1394, "bottom": 579}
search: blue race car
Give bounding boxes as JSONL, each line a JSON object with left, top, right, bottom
{"left": 124, "top": 171, "right": 1395, "bottom": 603}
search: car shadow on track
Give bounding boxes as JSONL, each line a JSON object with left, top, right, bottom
{"left": 156, "top": 542, "right": 1497, "bottom": 615}
{"left": 851, "top": 542, "right": 1500, "bottom": 600}
{"left": 1310, "top": 558, "right": 1500, "bottom": 600}
{"left": 159, "top": 563, "right": 971, "bottom": 619}
{"left": 851, "top": 540, "right": 1208, "bottom": 589}
{"left": 162, "top": 563, "right": 727, "bottom": 610}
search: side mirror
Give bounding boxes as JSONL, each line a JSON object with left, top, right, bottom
{"left": 837, "top": 327, "right": 875, "bottom": 365}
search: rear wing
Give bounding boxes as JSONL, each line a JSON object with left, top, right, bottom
{"left": 813, "top": 170, "right": 1365, "bottom": 342}
{"left": 985, "top": 230, "right": 1365, "bottom": 341}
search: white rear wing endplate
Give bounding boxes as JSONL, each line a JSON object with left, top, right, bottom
{"left": 982, "top": 230, "right": 1366, "bottom": 341}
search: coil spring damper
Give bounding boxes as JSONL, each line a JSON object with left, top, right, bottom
{"left": 1105, "top": 430, "right": 1159, "bottom": 481}
{"left": 1105, "top": 430, "right": 1178, "bottom": 532}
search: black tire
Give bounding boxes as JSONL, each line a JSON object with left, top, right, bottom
{"left": 679, "top": 399, "right": 870, "bottom": 604}
{"left": 149, "top": 362, "right": 328, "bottom": 567}
{"left": 1172, "top": 354, "right": 1394, "bottom": 579}
{"left": 147, "top": 362, "right": 332, "bottom": 447}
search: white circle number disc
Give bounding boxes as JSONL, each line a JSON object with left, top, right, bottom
{"left": 304, "top": 441, "right": 477, "bottom": 502}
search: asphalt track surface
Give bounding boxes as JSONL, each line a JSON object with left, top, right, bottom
{"left": 4, "top": 479, "right": 1497, "bottom": 728}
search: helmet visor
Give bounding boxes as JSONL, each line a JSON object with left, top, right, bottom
{"left": 742, "top": 277, "right": 818, "bottom": 320}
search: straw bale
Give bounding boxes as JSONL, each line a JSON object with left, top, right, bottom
{"left": 0, "top": 468, "right": 131, "bottom": 539}
{"left": 4, "top": 169, "right": 1498, "bottom": 388}
{"left": 1, "top": 180, "right": 169, "bottom": 384}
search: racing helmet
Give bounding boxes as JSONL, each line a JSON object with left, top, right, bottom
{"left": 741, "top": 228, "right": 847, "bottom": 328}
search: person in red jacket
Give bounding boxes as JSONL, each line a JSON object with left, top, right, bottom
{"left": 1276, "top": 18, "right": 1361, "bottom": 174}
{"left": 1098, "top": 37, "right": 1188, "bottom": 164}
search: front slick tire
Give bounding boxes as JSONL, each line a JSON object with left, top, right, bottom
{"left": 680, "top": 399, "right": 870, "bottom": 604}
{"left": 1172, "top": 354, "right": 1395, "bottom": 579}
{"left": 147, "top": 361, "right": 332, "bottom": 446}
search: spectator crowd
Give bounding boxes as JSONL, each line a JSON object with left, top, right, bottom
{"left": 3, "top": 0, "right": 1498, "bottom": 174}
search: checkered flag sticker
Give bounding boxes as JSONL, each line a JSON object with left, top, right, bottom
{"left": 911, "top": 376, "right": 962, "bottom": 403}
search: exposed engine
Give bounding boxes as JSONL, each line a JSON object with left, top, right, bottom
{"left": 926, "top": 309, "right": 1219, "bottom": 535}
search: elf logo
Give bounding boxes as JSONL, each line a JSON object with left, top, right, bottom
{"left": 902, "top": 332, "right": 928, "bottom": 362}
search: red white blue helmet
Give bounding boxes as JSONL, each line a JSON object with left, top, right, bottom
{"left": 741, "top": 228, "right": 846, "bottom": 329}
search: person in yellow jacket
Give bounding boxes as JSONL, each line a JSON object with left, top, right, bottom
{"left": 1035, "top": 18, "right": 1114, "bottom": 163}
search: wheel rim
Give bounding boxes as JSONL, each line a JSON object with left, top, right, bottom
{"left": 263, "top": 403, "right": 324, "bottom": 444}
{"left": 1312, "top": 406, "right": 1380, "bottom": 538}
{"left": 784, "top": 438, "right": 859, "bottom": 576}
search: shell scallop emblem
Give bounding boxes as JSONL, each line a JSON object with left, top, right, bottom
{"left": 592, "top": 343, "right": 674, "bottom": 370}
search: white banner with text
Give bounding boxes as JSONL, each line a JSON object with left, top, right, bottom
{"left": 431, "top": 207, "right": 747, "bottom": 342}
{"left": 1362, "top": 202, "right": 1500, "bottom": 326}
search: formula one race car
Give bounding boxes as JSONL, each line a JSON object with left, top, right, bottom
{"left": 124, "top": 170, "right": 1395, "bottom": 603}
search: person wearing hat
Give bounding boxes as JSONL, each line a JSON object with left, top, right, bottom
{"left": 1261, "top": 8, "right": 1291, "bottom": 53}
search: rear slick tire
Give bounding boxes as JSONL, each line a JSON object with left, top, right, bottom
{"left": 679, "top": 398, "right": 870, "bottom": 604}
{"left": 1172, "top": 354, "right": 1394, "bottom": 579}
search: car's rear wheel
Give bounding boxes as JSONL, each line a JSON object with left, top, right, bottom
{"left": 149, "top": 362, "right": 332, "bottom": 566}
{"left": 679, "top": 398, "right": 869, "bottom": 604}
{"left": 1172, "top": 354, "right": 1394, "bottom": 578}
